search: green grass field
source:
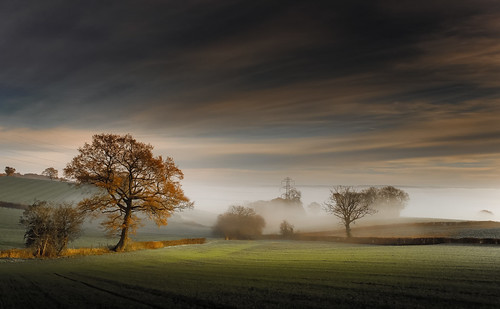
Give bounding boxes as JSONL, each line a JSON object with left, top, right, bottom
{"left": 0, "top": 176, "right": 95, "bottom": 206}
{"left": 1, "top": 240, "right": 499, "bottom": 308}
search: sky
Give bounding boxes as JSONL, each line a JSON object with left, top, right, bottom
{"left": 1, "top": 1, "right": 500, "bottom": 212}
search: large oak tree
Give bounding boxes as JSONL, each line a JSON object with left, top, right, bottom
{"left": 64, "top": 133, "right": 193, "bottom": 251}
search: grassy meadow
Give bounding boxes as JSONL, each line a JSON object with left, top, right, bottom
{"left": 0, "top": 176, "right": 95, "bottom": 206}
{"left": 1, "top": 240, "right": 500, "bottom": 308}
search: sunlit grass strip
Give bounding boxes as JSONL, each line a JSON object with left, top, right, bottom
{"left": 0, "top": 238, "right": 206, "bottom": 259}
{"left": 125, "top": 238, "right": 206, "bottom": 251}
{"left": 0, "top": 248, "right": 33, "bottom": 259}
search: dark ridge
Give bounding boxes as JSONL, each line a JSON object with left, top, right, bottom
{"left": 0, "top": 201, "right": 28, "bottom": 210}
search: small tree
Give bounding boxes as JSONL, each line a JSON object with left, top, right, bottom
{"left": 213, "top": 206, "right": 265, "bottom": 240}
{"left": 42, "top": 167, "right": 59, "bottom": 180}
{"left": 324, "top": 186, "right": 376, "bottom": 238}
{"left": 64, "top": 133, "right": 193, "bottom": 251}
{"left": 5, "top": 166, "right": 15, "bottom": 176}
{"left": 19, "top": 201, "right": 84, "bottom": 257}
{"left": 280, "top": 220, "right": 294, "bottom": 238}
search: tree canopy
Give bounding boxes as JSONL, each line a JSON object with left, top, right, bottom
{"left": 64, "top": 133, "right": 193, "bottom": 251}
{"left": 4, "top": 166, "right": 15, "bottom": 176}
{"left": 364, "top": 186, "right": 409, "bottom": 217}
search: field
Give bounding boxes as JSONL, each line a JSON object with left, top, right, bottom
{"left": 1, "top": 240, "right": 500, "bottom": 308}
{"left": 2, "top": 176, "right": 500, "bottom": 307}
{"left": 0, "top": 207, "right": 212, "bottom": 250}
{"left": 0, "top": 176, "right": 95, "bottom": 207}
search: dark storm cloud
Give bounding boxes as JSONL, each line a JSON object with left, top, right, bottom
{"left": 1, "top": 0, "right": 498, "bottom": 131}
{"left": 1, "top": 0, "right": 500, "bottom": 185}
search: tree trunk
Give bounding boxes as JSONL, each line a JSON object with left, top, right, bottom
{"left": 345, "top": 222, "right": 352, "bottom": 238}
{"left": 114, "top": 210, "right": 132, "bottom": 252}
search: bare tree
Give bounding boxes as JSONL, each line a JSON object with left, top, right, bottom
{"left": 64, "top": 133, "right": 193, "bottom": 251}
{"left": 5, "top": 166, "right": 15, "bottom": 176}
{"left": 42, "top": 167, "right": 59, "bottom": 180}
{"left": 20, "top": 201, "right": 84, "bottom": 257}
{"left": 213, "top": 206, "right": 265, "bottom": 240}
{"left": 324, "top": 186, "right": 376, "bottom": 237}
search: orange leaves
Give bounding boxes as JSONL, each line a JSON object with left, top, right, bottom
{"left": 64, "top": 133, "right": 192, "bottom": 250}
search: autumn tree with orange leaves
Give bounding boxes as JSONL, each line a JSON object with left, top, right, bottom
{"left": 64, "top": 133, "right": 193, "bottom": 251}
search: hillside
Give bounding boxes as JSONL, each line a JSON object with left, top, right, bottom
{"left": 0, "top": 176, "right": 95, "bottom": 207}
{"left": 0, "top": 177, "right": 216, "bottom": 249}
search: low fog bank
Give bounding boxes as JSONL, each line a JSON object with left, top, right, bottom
{"left": 184, "top": 184, "right": 500, "bottom": 230}
{"left": 402, "top": 187, "right": 500, "bottom": 221}
{"left": 69, "top": 185, "right": 500, "bottom": 241}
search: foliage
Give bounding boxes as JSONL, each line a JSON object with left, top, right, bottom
{"left": 4, "top": 166, "right": 15, "bottom": 176}
{"left": 363, "top": 186, "right": 409, "bottom": 217}
{"left": 19, "top": 201, "right": 84, "bottom": 257}
{"left": 279, "top": 220, "right": 294, "bottom": 238}
{"left": 64, "top": 133, "right": 193, "bottom": 251}
{"left": 324, "top": 186, "right": 376, "bottom": 237}
{"left": 42, "top": 167, "right": 59, "bottom": 180}
{"left": 213, "top": 205, "right": 265, "bottom": 239}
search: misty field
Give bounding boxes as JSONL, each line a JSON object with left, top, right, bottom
{"left": 1, "top": 240, "right": 500, "bottom": 308}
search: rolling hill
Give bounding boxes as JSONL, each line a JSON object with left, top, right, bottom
{"left": 0, "top": 176, "right": 215, "bottom": 249}
{"left": 0, "top": 176, "right": 95, "bottom": 207}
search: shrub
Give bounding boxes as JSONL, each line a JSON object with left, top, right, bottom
{"left": 280, "top": 220, "right": 294, "bottom": 238}
{"left": 213, "top": 206, "right": 266, "bottom": 240}
{"left": 19, "top": 201, "right": 84, "bottom": 257}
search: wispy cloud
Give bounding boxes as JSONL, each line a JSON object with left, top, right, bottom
{"left": 0, "top": 1, "right": 499, "bottom": 187}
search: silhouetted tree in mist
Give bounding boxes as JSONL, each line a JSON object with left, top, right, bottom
{"left": 280, "top": 220, "right": 294, "bottom": 238}
{"left": 324, "top": 186, "right": 376, "bottom": 237}
{"left": 307, "top": 202, "right": 322, "bottom": 214}
{"left": 213, "top": 206, "right": 265, "bottom": 240}
{"left": 364, "top": 186, "right": 409, "bottom": 218}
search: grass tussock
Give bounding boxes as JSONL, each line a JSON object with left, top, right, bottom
{"left": 0, "top": 238, "right": 206, "bottom": 259}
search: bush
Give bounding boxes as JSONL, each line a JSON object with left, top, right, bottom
{"left": 213, "top": 206, "right": 265, "bottom": 240}
{"left": 19, "top": 201, "right": 84, "bottom": 257}
{"left": 280, "top": 220, "right": 294, "bottom": 238}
